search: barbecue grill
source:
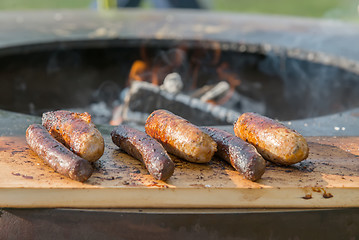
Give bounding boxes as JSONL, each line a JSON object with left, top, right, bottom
{"left": 1, "top": 9, "right": 359, "bottom": 239}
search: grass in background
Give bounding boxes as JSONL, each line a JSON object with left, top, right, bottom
{"left": 0, "top": 0, "right": 93, "bottom": 10}
{"left": 214, "top": 0, "right": 345, "bottom": 17}
{"left": 0, "top": 0, "right": 357, "bottom": 20}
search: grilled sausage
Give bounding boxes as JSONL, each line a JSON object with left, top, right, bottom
{"left": 201, "top": 127, "right": 266, "bottom": 181}
{"left": 26, "top": 124, "right": 93, "bottom": 182}
{"left": 234, "top": 112, "right": 309, "bottom": 165}
{"left": 111, "top": 125, "right": 175, "bottom": 180}
{"left": 42, "top": 110, "right": 104, "bottom": 162}
{"left": 145, "top": 109, "right": 217, "bottom": 163}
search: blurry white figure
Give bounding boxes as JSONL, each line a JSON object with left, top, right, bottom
{"left": 160, "top": 72, "right": 183, "bottom": 94}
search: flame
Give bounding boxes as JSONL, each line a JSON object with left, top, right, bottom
{"left": 128, "top": 48, "right": 187, "bottom": 86}
{"left": 128, "top": 60, "right": 148, "bottom": 82}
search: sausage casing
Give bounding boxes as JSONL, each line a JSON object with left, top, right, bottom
{"left": 145, "top": 109, "right": 217, "bottom": 163}
{"left": 111, "top": 125, "right": 175, "bottom": 180}
{"left": 234, "top": 112, "right": 309, "bottom": 165}
{"left": 26, "top": 124, "right": 93, "bottom": 182}
{"left": 201, "top": 127, "right": 266, "bottom": 181}
{"left": 42, "top": 110, "right": 104, "bottom": 162}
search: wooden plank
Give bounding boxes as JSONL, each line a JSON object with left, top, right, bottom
{"left": 0, "top": 136, "right": 359, "bottom": 208}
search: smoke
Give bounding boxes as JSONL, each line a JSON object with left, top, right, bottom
{"left": 258, "top": 50, "right": 359, "bottom": 120}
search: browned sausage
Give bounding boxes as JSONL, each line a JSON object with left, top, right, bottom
{"left": 42, "top": 110, "right": 104, "bottom": 162}
{"left": 111, "top": 125, "right": 175, "bottom": 180}
{"left": 200, "top": 127, "right": 266, "bottom": 181}
{"left": 145, "top": 109, "right": 217, "bottom": 163}
{"left": 26, "top": 124, "right": 93, "bottom": 182}
{"left": 234, "top": 112, "right": 309, "bottom": 165}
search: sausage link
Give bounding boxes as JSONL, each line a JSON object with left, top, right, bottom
{"left": 201, "top": 127, "right": 266, "bottom": 181}
{"left": 42, "top": 110, "right": 104, "bottom": 162}
{"left": 111, "top": 125, "right": 175, "bottom": 180}
{"left": 26, "top": 124, "right": 93, "bottom": 182}
{"left": 145, "top": 109, "right": 217, "bottom": 163}
{"left": 234, "top": 112, "right": 309, "bottom": 165}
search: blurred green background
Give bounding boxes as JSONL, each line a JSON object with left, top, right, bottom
{"left": 0, "top": 0, "right": 358, "bottom": 21}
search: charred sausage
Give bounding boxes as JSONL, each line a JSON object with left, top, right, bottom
{"left": 26, "top": 124, "right": 93, "bottom": 182}
{"left": 234, "top": 112, "right": 309, "bottom": 165}
{"left": 145, "top": 109, "right": 217, "bottom": 163}
{"left": 201, "top": 127, "right": 266, "bottom": 181}
{"left": 111, "top": 125, "right": 175, "bottom": 180}
{"left": 42, "top": 110, "right": 104, "bottom": 162}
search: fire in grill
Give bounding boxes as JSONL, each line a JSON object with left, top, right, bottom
{"left": 1, "top": 39, "right": 359, "bottom": 127}
{"left": 111, "top": 43, "right": 256, "bottom": 126}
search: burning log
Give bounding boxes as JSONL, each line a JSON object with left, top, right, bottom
{"left": 195, "top": 81, "right": 230, "bottom": 102}
{"left": 111, "top": 81, "right": 241, "bottom": 126}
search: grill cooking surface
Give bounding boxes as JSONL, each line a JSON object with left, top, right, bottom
{"left": 1, "top": 135, "right": 358, "bottom": 208}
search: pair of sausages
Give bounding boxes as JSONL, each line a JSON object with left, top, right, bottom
{"left": 26, "top": 124, "right": 93, "bottom": 182}
{"left": 111, "top": 109, "right": 219, "bottom": 180}
{"left": 200, "top": 113, "right": 308, "bottom": 179}
{"left": 111, "top": 109, "right": 219, "bottom": 181}
{"left": 203, "top": 112, "right": 308, "bottom": 172}
{"left": 26, "top": 110, "right": 105, "bottom": 182}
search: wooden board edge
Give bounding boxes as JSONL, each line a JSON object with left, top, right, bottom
{"left": 1, "top": 187, "right": 359, "bottom": 209}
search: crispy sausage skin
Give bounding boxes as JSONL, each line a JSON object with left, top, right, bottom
{"left": 111, "top": 125, "right": 175, "bottom": 180}
{"left": 201, "top": 127, "right": 266, "bottom": 181}
{"left": 234, "top": 112, "right": 309, "bottom": 165}
{"left": 26, "top": 124, "right": 93, "bottom": 182}
{"left": 42, "top": 110, "right": 104, "bottom": 162}
{"left": 145, "top": 109, "right": 217, "bottom": 163}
